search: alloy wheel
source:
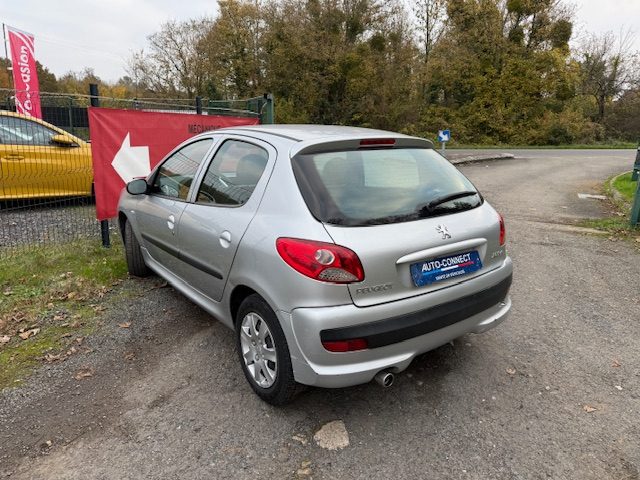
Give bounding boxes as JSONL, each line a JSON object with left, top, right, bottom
{"left": 239, "top": 312, "right": 278, "bottom": 388}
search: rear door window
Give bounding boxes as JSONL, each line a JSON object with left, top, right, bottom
{"left": 292, "top": 148, "right": 482, "bottom": 226}
{"left": 196, "top": 140, "right": 268, "bottom": 206}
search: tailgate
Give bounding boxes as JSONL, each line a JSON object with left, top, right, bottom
{"left": 324, "top": 204, "right": 506, "bottom": 307}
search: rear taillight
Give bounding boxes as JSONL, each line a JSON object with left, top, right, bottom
{"left": 276, "top": 238, "right": 364, "bottom": 284}
{"left": 498, "top": 213, "right": 506, "bottom": 246}
{"left": 322, "top": 338, "right": 368, "bottom": 352}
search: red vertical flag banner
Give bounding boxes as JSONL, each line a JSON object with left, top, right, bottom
{"left": 6, "top": 25, "right": 42, "bottom": 119}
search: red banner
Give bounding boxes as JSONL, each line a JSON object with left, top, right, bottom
{"left": 6, "top": 26, "right": 42, "bottom": 119}
{"left": 88, "top": 107, "right": 259, "bottom": 220}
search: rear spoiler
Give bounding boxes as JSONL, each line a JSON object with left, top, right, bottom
{"left": 291, "top": 136, "right": 434, "bottom": 157}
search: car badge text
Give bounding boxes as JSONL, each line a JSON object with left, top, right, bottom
{"left": 436, "top": 224, "right": 451, "bottom": 240}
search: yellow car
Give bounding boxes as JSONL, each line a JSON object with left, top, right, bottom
{"left": 0, "top": 110, "right": 93, "bottom": 200}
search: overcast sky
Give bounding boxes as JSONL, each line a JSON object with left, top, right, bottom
{"left": 2, "top": 0, "right": 639, "bottom": 83}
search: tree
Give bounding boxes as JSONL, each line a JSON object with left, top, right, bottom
{"left": 202, "top": 0, "right": 266, "bottom": 98}
{"left": 578, "top": 30, "right": 639, "bottom": 123}
{"left": 413, "top": 0, "right": 447, "bottom": 64}
{"left": 501, "top": 0, "right": 573, "bottom": 50}
{"left": 118, "top": 0, "right": 636, "bottom": 145}
{"left": 418, "top": 0, "right": 581, "bottom": 144}
{"left": 57, "top": 68, "right": 102, "bottom": 95}
{"left": 36, "top": 62, "right": 58, "bottom": 92}
{"left": 606, "top": 88, "right": 640, "bottom": 141}
{"left": 127, "top": 18, "right": 213, "bottom": 97}
{"left": 260, "top": 0, "right": 415, "bottom": 126}
{"left": 0, "top": 58, "right": 12, "bottom": 89}
{"left": 0, "top": 59, "right": 58, "bottom": 92}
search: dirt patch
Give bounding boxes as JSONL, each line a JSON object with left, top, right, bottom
{"left": 0, "top": 277, "right": 213, "bottom": 476}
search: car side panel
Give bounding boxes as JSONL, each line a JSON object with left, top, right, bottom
{"left": 175, "top": 137, "right": 277, "bottom": 302}
{"left": 133, "top": 195, "right": 188, "bottom": 273}
{"left": 0, "top": 143, "right": 92, "bottom": 199}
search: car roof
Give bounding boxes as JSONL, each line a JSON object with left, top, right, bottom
{"left": 217, "top": 124, "right": 412, "bottom": 142}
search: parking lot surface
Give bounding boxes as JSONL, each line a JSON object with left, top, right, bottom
{"left": 1, "top": 149, "right": 638, "bottom": 480}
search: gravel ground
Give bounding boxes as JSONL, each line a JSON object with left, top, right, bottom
{"left": 1, "top": 149, "right": 639, "bottom": 480}
{"left": 0, "top": 201, "right": 116, "bottom": 251}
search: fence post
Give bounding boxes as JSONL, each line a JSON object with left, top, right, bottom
{"left": 195, "top": 96, "right": 202, "bottom": 115}
{"left": 89, "top": 83, "right": 111, "bottom": 248}
{"left": 632, "top": 143, "right": 639, "bottom": 181}
{"left": 67, "top": 96, "right": 74, "bottom": 136}
{"left": 261, "top": 93, "right": 274, "bottom": 124}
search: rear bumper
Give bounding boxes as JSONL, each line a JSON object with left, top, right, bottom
{"left": 282, "top": 258, "right": 512, "bottom": 388}
{"left": 321, "top": 275, "right": 511, "bottom": 348}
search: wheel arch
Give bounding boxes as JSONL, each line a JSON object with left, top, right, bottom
{"left": 118, "top": 211, "right": 128, "bottom": 243}
{"left": 229, "top": 285, "right": 259, "bottom": 325}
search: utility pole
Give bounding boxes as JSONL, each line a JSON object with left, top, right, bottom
{"left": 2, "top": 24, "right": 15, "bottom": 96}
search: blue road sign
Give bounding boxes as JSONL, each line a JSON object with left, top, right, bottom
{"left": 438, "top": 130, "right": 451, "bottom": 143}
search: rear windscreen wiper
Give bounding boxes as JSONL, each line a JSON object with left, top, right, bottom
{"left": 418, "top": 191, "right": 479, "bottom": 214}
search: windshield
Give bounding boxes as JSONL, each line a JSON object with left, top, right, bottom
{"left": 292, "top": 147, "right": 482, "bottom": 226}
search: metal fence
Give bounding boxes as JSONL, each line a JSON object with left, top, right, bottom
{"left": 0, "top": 87, "right": 272, "bottom": 255}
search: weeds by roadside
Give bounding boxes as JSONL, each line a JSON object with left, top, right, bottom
{"left": 578, "top": 217, "right": 639, "bottom": 236}
{"left": 577, "top": 171, "right": 640, "bottom": 245}
{"left": 0, "top": 240, "right": 127, "bottom": 388}
{"left": 611, "top": 172, "right": 637, "bottom": 202}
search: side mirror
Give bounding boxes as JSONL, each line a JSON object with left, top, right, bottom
{"left": 126, "top": 178, "right": 149, "bottom": 195}
{"left": 50, "top": 134, "right": 77, "bottom": 147}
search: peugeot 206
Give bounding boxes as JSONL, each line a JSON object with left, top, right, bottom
{"left": 118, "top": 125, "right": 512, "bottom": 405}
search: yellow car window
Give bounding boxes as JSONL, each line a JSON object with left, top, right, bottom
{"left": 0, "top": 116, "right": 57, "bottom": 146}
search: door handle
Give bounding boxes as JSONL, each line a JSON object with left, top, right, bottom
{"left": 3, "top": 155, "right": 24, "bottom": 161}
{"left": 219, "top": 231, "right": 232, "bottom": 248}
{"left": 167, "top": 215, "right": 175, "bottom": 231}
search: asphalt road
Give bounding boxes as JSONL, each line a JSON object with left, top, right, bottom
{"left": 1, "top": 149, "right": 639, "bottom": 480}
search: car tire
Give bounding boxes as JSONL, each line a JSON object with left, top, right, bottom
{"left": 124, "top": 219, "right": 151, "bottom": 277}
{"left": 235, "top": 294, "right": 298, "bottom": 405}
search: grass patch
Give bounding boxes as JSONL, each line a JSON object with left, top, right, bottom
{"left": 576, "top": 171, "right": 640, "bottom": 240}
{"left": 577, "top": 217, "right": 635, "bottom": 233}
{"left": 612, "top": 172, "right": 638, "bottom": 203}
{"left": 0, "top": 324, "right": 93, "bottom": 387}
{"left": 0, "top": 239, "right": 127, "bottom": 388}
{"left": 576, "top": 216, "right": 640, "bottom": 245}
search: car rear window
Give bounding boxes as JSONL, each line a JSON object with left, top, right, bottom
{"left": 292, "top": 148, "right": 482, "bottom": 226}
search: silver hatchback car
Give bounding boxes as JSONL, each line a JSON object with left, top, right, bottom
{"left": 119, "top": 125, "right": 512, "bottom": 404}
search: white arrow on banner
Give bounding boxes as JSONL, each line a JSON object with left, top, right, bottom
{"left": 111, "top": 133, "right": 151, "bottom": 183}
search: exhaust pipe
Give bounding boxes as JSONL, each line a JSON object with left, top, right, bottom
{"left": 374, "top": 370, "right": 395, "bottom": 388}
